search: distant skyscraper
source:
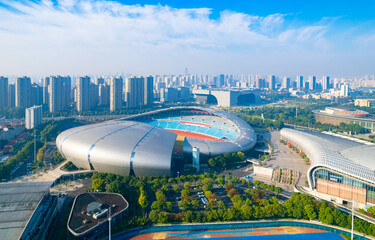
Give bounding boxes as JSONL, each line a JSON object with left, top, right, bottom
{"left": 125, "top": 76, "right": 144, "bottom": 109}
{"left": 43, "top": 76, "right": 50, "bottom": 105}
{"left": 282, "top": 77, "right": 290, "bottom": 89}
{"left": 340, "top": 84, "right": 349, "bottom": 97}
{"left": 296, "top": 76, "right": 303, "bottom": 89}
{"left": 94, "top": 77, "right": 105, "bottom": 85}
{"left": 309, "top": 76, "right": 316, "bottom": 90}
{"left": 25, "top": 105, "right": 42, "bottom": 129}
{"left": 8, "top": 84, "right": 15, "bottom": 108}
{"left": 76, "top": 76, "right": 90, "bottom": 112}
{"left": 98, "top": 84, "right": 110, "bottom": 107}
{"left": 110, "top": 77, "right": 123, "bottom": 111}
{"left": 48, "top": 76, "right": 71, "bottom": 113}
{"left": 31, "top": 83, "right": 43, "bottom": 106}
{"left": 322, "top": 76, "right": 330, "bottom": 90}
{"left": 215, "top": 74, "right": 225, "bottom": 87}
{"left": 15, "top": 76, "right": 31, "bottom": 108}
{"left": 90, "top": 83, "right": 99, "bottom": 109}
{"left": 0, "top": 77, "right": 8, "bottom": 110}
{"left": 63, "top": 76, "right": 71, "bottom": 109}
{"left": 268, "top": 75, "right": 276, "bottom": 90}
{"left": 255, "top": 78, "right": 263, "bottom": 89}
{"left": 144, "top": 76, "right": 154, "bottom": 106}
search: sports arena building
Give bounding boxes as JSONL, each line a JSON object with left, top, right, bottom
{"left": 280, "top": 128, "right": 375, "bottom": 207}
{"left": 56, "top": 107, "right": 256, "bottom": 177}
{"left": 314, "top": 107, "right": 375, "bottom": 132}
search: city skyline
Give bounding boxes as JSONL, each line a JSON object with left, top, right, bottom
{"left": 0, "top": 0, "right": 374, "bottom": 76}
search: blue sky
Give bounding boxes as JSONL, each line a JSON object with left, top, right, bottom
{"left": 0, "top": 0, "right": 374, "bottom": 77}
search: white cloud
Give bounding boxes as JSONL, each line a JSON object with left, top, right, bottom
{"left": 0, "top": 0, "right": 371, "bottom": 76}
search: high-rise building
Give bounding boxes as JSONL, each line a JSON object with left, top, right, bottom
{"left": 43, "top": 77, "right": 50, "bottom": 105}
{"left": 98, "top": 84, "right": 110, "bottom": 107}
{"left": 322, "top": 76, "right": 330, "bottom": 90}
{"left": 90, "top": 83, "right": 99, "bottom": 109}
{"left": 144, "top": 76, "right": 154, "bottom": 106}
{"left": 63, "top": 76, "right": 72, "bottom": 109}
{"left": 110, "top": 77, "right": 123, "bottom": 111}
{"left": 49, "top": 76, "right": 61, "bottom": 112}
{"left": 125, "top": 76, "right": 144, "bottom": 109}
{"left": 340, "top": 84, "right": 349, "bottom": 97}
{"left": 48, "top": 76, "right": 71, "bottom": 113}
{"left": 214, "top": 74, "right": 225, "bottom": 87}
{"left": 255, "top": 78, "right": 263, "bottom": 89}
{"left": 94, "top": 77, "right": 105, "bottom": 85}
{"left": 31, "top": 83, "right": 43, "bottom": 106}
{"left": 15, "top": 76, "right": 31, "bottom": 108}
{"left": 76, "top": 76, "right": 90, "bottom": 112}
{"left": 160, "top": 88, "right": 178, "bottom": 102}
{"left": 268, "top": 75, "right": 276, "bottom": 90}
{"left": 309, "top": 76, "right": 316, "bottom": 90}
{"left": 296, "top": 76, "right": 303, "bottom": 89}
{"left": 25, "top": 105, "right": 42, "bottom": 129}
{"left": 282, "top": 77, "right": 290, "bottom": 89}
{"left": 0, "top": 77, "right": 8, "bottom": 110}
{"left": 8, "top": 84, "right": 15, "bottom": 108}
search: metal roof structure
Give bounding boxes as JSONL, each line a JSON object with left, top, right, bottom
{"left": 0, "top": 181, "right": 52, "bottom": 240}
{"left": 56, "top": 106, "right": 256, "bottom": 177}
{"left": 280, "top": 128, "right": 375, "bottom": 187}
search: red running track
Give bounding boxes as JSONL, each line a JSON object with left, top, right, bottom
{"left": 168, "top": 130, "right": 223, "bottom": 141}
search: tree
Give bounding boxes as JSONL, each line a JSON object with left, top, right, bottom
{"left": 149, "top": 210, "right": 159, "bottom": 222}
{"left": 151, "top": 201, "right": 163, "bottom": 211}
{"left": 232, "top": 176, "right": 239, "bottom": 182}
{"left": 91, "top": 178, "right": 105, "bottom": 192}
{"left": 275, "top": 187, "right": 282, "bottom": 196}
{"left": 217, "top": 200, "right": 226, "bottom": 209}
{"left": 216, "top": 177, "right": 225, "bottom": 186}
{"left": 158, "top": 212, "right": 168, "bottom": 223}
{"left": 227, "top": 188, "right": 238, "bottom": 198}
{"left": 254, "top": 180, "right": 261, "bottom": 187}
{"left": 237, "top": 151, "right": 245, "bottom": 161}
{"left": 304, "top": 204, "right": 316, "bottom": 220}
{"left": 166, "top": 201, "right": 173, "bottom": 212}
{"left": 192, "top": 200, "right": 200, "bottom": 209}
{"left": 181, "top": 189, "right": 190, "bottom": 201}
{"left": 241, "top": 204, "right": 252, "bottom": 220}
{"left": 183, "top": 182, "right": 191, "bottom": 190}
{"left": 156, "top": 191, "right": 167, "bottom": 203}
{"left": 173, "top": 185, "right": 180, "bottom": 193}
{"left": 138, "top": 186, "right": 148, "bottom": 216}
{"left": 208, "top": 158, "right": 216, "bottom": 169}
{"left": 179, "top": 199, "right": 190, "bottom": 210}
{"left": 202, "top": 178, "right": 213, "bottom": 192}
{"left": 184, "top": 210, "right": 194, "bottom": 222}
{"left": 161, "top": 184, "right": 169, "bottom": 192}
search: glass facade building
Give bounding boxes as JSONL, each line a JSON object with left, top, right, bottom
{"left": 281, "top": 128, "right": 375, "bottom": 206}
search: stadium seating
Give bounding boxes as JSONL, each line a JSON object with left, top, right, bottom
{"left": 143, "top": 114, "right": 239, "bottom": 140}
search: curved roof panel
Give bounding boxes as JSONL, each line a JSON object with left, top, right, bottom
{"left": 280, "top": 128, "right": 375, "bottom": 184}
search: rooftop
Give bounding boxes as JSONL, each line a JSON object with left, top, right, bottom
{"left": 68, "top": 192, "right": 128, "bottom": 235}
{"left": 280, "top": 128, "right": 375, "bottom": 184}
{"left": 0, "top": 181, "right": 52, "bottom": 240}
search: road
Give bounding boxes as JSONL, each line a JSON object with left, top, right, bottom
{"left": 43, "top": 142, "right": 57, "bottom": 170}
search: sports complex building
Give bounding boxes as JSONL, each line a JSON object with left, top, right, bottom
{"left": 56, "top": 107, "right": 256, "bottom": 177}
{"left": 314, "top": 107, "right": 375, "bottom": 132}
{"left": 280, "top": 128, "right": 375, "bottom": 207}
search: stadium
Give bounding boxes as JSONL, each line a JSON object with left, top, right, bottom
{"left": 56, "top": 107, "right": 256, "bottom": 177}
{"left": 280, "top": 128, "right": 375, "bottom": 207}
